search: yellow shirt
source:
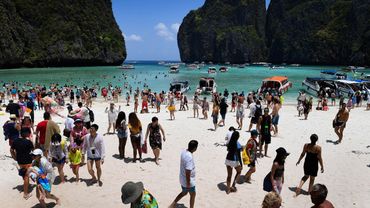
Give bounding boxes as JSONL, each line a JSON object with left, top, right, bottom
{"left": 68, "top": 150, "right": 82, "bottom": 165}
{"left": 128, "top": 122, "right": 142, "bottom": 135}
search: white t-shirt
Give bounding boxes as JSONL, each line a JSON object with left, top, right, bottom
{"left": 180, "top": 150, "right": 196, "bottom": 187}
{"left": 225, "top": 131, "right": 233, "bottom": 145}
{"left": 64, "top": 117, "right": 74, "bottom": 131}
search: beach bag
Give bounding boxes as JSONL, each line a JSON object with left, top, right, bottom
{"left": 242, "top": 148, "right": 250, "bottom": 165}
{"left": 263, "top": 172, "right": 273, "bottom": 192}
{"left": 141, "top": 140, "right": 148, "bottom": 154}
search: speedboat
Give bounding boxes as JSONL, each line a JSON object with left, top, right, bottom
{"left": 320, "top": 70, "right": 347, "bottom": 80}
{"left": 208, "top": 67, "right": 217, "bottom": 74}
{"left": 169, "top": 65, "right": 180, "bottom": 73}
{"left": 119, "top": 64, "right": 135, "bottom": 69}
{"left": 302, "top": 78, "right": 336, "bottom": 95}
{"left": 219, "top": 66, "right": 228, "bottom": 72}
{"left": 196, "top": 77, "right": 216, "bottom": 94}
{"left": 258, "top": 76, "right": 292, "bottom": 94}
{"left": 170, "top": 81, "right": 190, "bottom": 97}
{"left": 187, "top": 64, "right": 200, "bottom": 70}
{"left": 334, "top": 80, "right": 361, "bottom": 97}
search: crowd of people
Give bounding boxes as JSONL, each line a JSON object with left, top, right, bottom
{"left": 2, "top": 81, "right": 362, "bottom": 208}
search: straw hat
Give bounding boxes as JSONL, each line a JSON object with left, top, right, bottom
{"left": 121, "top": 181, "right": 143, "bottom": 204}
{"left": 9, "top": 114, "right": 17, "bottom": 119}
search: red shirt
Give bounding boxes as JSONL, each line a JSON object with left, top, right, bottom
{"left": 36, "top": 120, "right": 48, "bottom": 144}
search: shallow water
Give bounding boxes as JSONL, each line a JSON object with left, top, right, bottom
{"left": 0, "top": 61, "right": 368, "bottom": 102}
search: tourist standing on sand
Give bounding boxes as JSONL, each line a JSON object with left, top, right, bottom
{"left": 49, "top": 133, "right": 68, "bottom": 184}
{"left": 201, "top": 97, "right": 209, "bottom": 119}
{"left": 333, "top": 103, "right": 349, "bottom": 144}
{"left": 121, "top": 181, "right": 158, "bottom": 207}
{"left": 310, "top": 184, "right": 334, "bottom": 208}
{"left": 295, "top": 134, "right": 324, "bottom": 196}
{"left": 3, "top": 114, "right": 21, "bottom": 155}
{"left": 262, "top": 192, "right": 282, "bottom": 208}
{"left": 236, "top": 102, "right": 245, "bottom": 130}
{"left": 83, "top": 124, "right": 105, "bottom": 186}
{"left": 193, "top": 95, "right": 200, "bottom": 118}
{"left": 104, "top": 103, "right": 120, "bottom": 135}
{"left": 218, "top": 98, "right": 228, "bottom": 127}
{"left": 128, "top": 113, "right": 143, "bottom": 162}
{"left": 134, "top": 94, "right": 139, "bottom": 113}
{"left": 303, "top": 97, "right": 313, "bottom": 120}
{"left": 211, "top": 102, "right": 220, "bottom": 131}
{"left": 116, "top": 111, "right": 128, "bottom": 159}
{"left": 271, "top": 98, "right": 281, "bottom": 136}
{"left": 170, "top": 140, "right": 198, "bottom": 208}
{"left": 144, "top": 117, "right": 166, "bottom": 165}
{"left": 244, "top": 130, "right": 259, "bottom": 183}
{"left": 248, "top": 100, "right": 262, "bottom": 132}
{"left": 10, "top": 128, "right": 34, "bottom": 200}
{"left": 258, "top": 108, "right": 272, "bottom": 157}
{"left": 168, "top": 95, "right": 176, "bottom": 120}
{"left": 225, "top": 131, "right": 243, "bottom": 194}
{"left": 263, "top": 147, "right": 289, "bottom": 195}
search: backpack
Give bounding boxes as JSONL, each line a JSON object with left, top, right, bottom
{"left": 87, "top": 107, "right": 94, "bottom": 123}
{"left": 254, "top": 105, "right": 262, "bottom": 118}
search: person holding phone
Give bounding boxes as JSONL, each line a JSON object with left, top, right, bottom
{"left": 83, "top": 124, "right": 105, "bottom": 186}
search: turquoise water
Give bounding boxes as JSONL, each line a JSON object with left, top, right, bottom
{"left": 0, "top": 62, "right": 368, "bottom": 102}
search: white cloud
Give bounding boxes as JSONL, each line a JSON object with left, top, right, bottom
{"left": 171, "top": 23, "right": 180, "bottom": 32}
{"left": 155, "top": 22, "right": 180, "bottom": 41}
{"left": 122, "top": 33, "right": 143, "bottom": 41}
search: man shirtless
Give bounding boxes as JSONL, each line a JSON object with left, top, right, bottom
{"left": 271, "top": 98, "right": 281, "bottom": 136}
{"left": 333, "top": 103, "right": 349, "bottom": 144}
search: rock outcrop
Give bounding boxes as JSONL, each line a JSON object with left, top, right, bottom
{"left": 0, "top": 0, "right": 126, "bottom": 68}
{"left": 266, "top": 0, "right": 370, "bottom": 65}
{"left": 178, "top": 0, "right": 267, "bottom": 64}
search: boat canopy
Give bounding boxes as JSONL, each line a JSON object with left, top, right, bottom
{"left": 263, "top": 76, "right": 288, "bottom": 83}
{"left": 320, "top": 70, "right": 337, "bottom": 75}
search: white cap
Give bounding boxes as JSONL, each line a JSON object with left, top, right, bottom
{"left": 30, "top": 149, "right": 43, "bottom": 156}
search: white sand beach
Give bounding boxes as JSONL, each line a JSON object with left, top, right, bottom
{"left": 1, "top": 100, "right": 369, "bottom": 208}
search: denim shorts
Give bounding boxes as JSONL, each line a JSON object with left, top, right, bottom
{"left": 181, "top": 186, "right": 196, "bottom": 193}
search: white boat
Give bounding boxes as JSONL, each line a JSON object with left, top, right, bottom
{"left": 169, "top": 65, "right": 180, "bottom": 73}
{"left": 302, "top": 78, "right": 336, "bottom": 94}
{"left": 219, "top": 66, "right": 228, "bottom": 72}
{"left": 187, "top": 64, "right": 200, "bottom": 70}
{"left": 270, "top": 66, "right": 285, "bottom": 70}
{"left": 320, "top": 70, "right": 347, "bottom": 80}
{"left": 258, "top": 76, "right": 292, "bottom": 94}
{"left": 208, "top": 67, "right": 217, "bottom": 74}
{"left": 334, "top": 80, "right": 361, "bottom": 97}
{"left": 118, "top": 64, "right": 135, "bottom": 69}
{"left": 170, "top": 81, "right": 190, "bottom": 97}
{"left": 196, "top": 77, "right": 216, "bottom": 94}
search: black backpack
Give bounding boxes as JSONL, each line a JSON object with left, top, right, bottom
{"left": 87, "top": 107, "right": 94, "bottom": 123}
{"left": 254, "top": 105, "right": 262, "bottom": 118}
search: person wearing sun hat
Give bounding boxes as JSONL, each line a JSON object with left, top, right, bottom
{"left": 121, "top": 181, "right": 158, "bottom": 207}
{"left": 263, "top": 147, "right": 289, "bottom": 195}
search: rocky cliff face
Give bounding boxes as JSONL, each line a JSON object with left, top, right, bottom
{"left": 266, "top": 0, "right": 370, "bottom": 65}
{"left": 178, "top": 0, "right": 267, "bottom": 64}
{"left": 0, "top": 0, "right": 126, "bottom": 68}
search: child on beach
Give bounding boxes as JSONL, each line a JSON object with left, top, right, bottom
{"left": 68, "top": 144, "right": 82, "bottom": 183}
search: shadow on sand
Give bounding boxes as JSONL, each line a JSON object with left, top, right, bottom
{"left": 288, "top": 187, "right": 310, "bottom": 196}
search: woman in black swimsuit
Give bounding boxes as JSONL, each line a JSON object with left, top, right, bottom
{"left": 295, "top": 134, "right": 324, "bottom": 196}
{"left": 144, "top": 117, "right": 166, "bottom": 165}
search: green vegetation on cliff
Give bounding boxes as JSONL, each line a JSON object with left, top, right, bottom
{"left": 0, "top": 0, "right": 126, "bottom": 68}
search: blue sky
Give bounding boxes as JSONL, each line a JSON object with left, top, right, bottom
{"left": 112, "top": 0, "right": 271, "bottom": 61}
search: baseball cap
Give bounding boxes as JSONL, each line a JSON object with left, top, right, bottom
{"left": 30, "top": 149, "right": 43, "bottom": 156}
{"left": 251, "top": 129, "right": 259, "bottom": 137}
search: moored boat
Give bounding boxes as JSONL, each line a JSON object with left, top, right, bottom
{"left": 208, "top": 67, "right": 217, "bottom": 74}
{"left": 170, "top": 81, "right": 190, "bottom": 97}
{"left": 169, "top": 65, "right": 180, "bottom": 73}
{"left": 118, "top": 64, "right": 135, "bottom": 69}
{"left": 259, "top": 76, "right": 292, "bottom": 94}
{"left": 196, "top": 77, "right": 216, "bottom": 94}
{"left": 219, "top": 66, "right": 228, "bottom": 72}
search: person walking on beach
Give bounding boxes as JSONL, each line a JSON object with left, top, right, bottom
{"left": 3, "top": 114, "right": 21, "bottom": 155}
{"left": 263, "top": 147, "right": 289, "bottom": 195}
{"left": 218, "top": 98, "right": 228, "bottom": 127}
{"left": 201, "top": 97, "right": 209, "bottom": 119}
{"left": 244, "top": 130, "right": 258, "bottom": 183}
{"left": 225, "top": 131, "right": 243, "bottom": 194}
{"left": 271, "top": 98, "right": 281, "bottom": 136}
{"left": 258, "top": 108, "right": 272, "bottom": 157}
{"left": 211, "top": 102, "right": 220, "bottom": 131}
{"left": 121, "top": 181, "right": 158, "bottom": 207}
{"left": 193, "top": 95, "right": 200, "bottom": 118}
{"left": 248, "top": 100, "right": 262, "bottom": 132}
{"left": 116, "top": 111, "right": 128, "bottom": 159}
{"left": 10, "top": 127, "right": 34, "bottom": 200}
{"left": 295, "top": 134, "right": 324, "bottom": 196}
{"left": 104, "top": 103, "right": 120, "bottom": 135}
{"left": 236, "top": 102, "right": 245, "bottom": 130}
{"left": 170, "top": 140, "right": 198, "bottom": 208}
{"left": 83, "top": 124, "right": 105, "bottom": 186}
{"left": 68, "top": 144, "right": 82, "bottom": 183}
{"left": 310, "top": 184, "right": 334, "bottom": 208}
{"left": 333, "top": 103, "right": 349, "bottom": 144}
{"left": 303, "top": 97, "right": 313, "bottom": 120}
{"left": 49, "top": 133, "right": 68, "bottom": 183}
{"left": 144, "top": 117, "right": 166, "bottom": 165}
{"left": 168, "top": 96, "right": 176, "bottom": 120}
{"left": 128, "top": 113, "right": 143, "bottom": 162}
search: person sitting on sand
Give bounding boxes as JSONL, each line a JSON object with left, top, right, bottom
{"left": 121, "top": 181, "right": 158, "bottom": 208}
{"left": 333, "top": 103, "right": 349, "bottom": 144}
{"left": 144, "top": 117, "right": 166, "bottom": 165}
{"left": 170, "top": 140, "right": 198, "bottom": 208}
{"left": 262, "top": 192, "right": 282, "bottom": 208}
{"left": 225, "top": 131, "right": 243, "bottom": 194}
{"left": 244, "top": 130, "right": 259, "bottom": 183}
{"left": 295, "top": 134, "right": 324, "bottom": 196}
{"left": 310, "top": 184, "right": 334, "bottom": 208}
